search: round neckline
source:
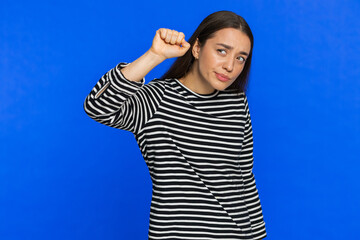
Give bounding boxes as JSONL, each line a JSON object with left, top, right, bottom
{"left": 174, "top": 79, "right": 220, "bottom": 98}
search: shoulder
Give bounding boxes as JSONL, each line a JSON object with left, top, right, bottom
{"left": 219, "top": 88, "right": 247, "bottom": 101}
{"left": 145, "top": 78, "right": 178, "bottom": 92}
{"left": 148, "top": 77, "right": 175, "bottom": 86}
{"left": 217, "top": 89, "right": 250, "bottom": 112}
{"left": 140, "top": 78, "right": 168, "bottom": 93}
{"left": 133, "top": 78, "right": 176, "bottom": 102}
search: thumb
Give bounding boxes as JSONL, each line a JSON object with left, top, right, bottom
{"left": 178, "top": 40, "right": 191, "bottom": 55}
{"left": 178, "top": 45, "right": 190, "bottom": 56}
{"left": 181, "top": 40, "right": 191, "bottom": 49}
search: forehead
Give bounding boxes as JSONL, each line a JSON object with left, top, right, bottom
{"left": 207, "top": 28, "right": 251, "bottom": 52}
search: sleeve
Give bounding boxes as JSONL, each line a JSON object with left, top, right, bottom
{"left": 83, "top": 62, "right": 164, "bottom": 135}
{"left": 239, "top": 93, "right": 254, "bottom": 172}
{"left": 240, "top": 94, "right": 266, "bottom": 228}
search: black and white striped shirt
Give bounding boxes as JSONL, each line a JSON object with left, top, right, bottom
{"left": 84, "top": 63, "right": 267, "bottom": 240}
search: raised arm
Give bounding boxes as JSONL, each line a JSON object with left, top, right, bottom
{"left": 83, "top": 29, "right": 190, "bottom": 134}
{"left": 121, "top": 28, "right": 190, "bottom": 82}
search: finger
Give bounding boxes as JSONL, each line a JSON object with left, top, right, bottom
{"left": 165, "top": 30, "right": 172, "bottom": 43}
{"left": 178, "top": 39, "right": 191, "bottom": 55}
{"left": 181, "top": 39, "right": 191, "bottom": 49}
{"left": 178, "top": 44, "right": 190, "bottom": 56}
{"left": 170, "top": 30, "right": 178, "bottom": 45}
{"left": 175, "top": 32, "right": 185, "bottom": 45}
{"left": 159, "top": 28, "right": 167, "bottom": 40}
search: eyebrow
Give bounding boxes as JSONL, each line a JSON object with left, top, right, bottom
{"left": 216, "top": 43, "right": 249, "bottom": 56}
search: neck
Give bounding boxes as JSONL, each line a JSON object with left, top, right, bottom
{"left": 179, "top": 62, "right": 216, "bottom": 95}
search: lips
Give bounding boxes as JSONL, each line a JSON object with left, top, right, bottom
{"left": 215, "top": 72, "right": 230, "bottom": 82}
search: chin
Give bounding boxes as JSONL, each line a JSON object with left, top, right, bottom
{"left": 215, "top": 86, "right": 228, "bottom": 91}
{"left": 212, "top": 82, "right": 233, "bottom": 91}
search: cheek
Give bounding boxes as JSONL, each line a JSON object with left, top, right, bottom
{"left": 198, "top": 56, "right": 214, "bottom": 76}
{"left": 199, "top": 49, "right": 220, "bottom": 68}
{"left": 235, "top": 64, "right": 245, "bottom": 75}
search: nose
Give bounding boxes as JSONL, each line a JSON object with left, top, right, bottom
{"left": 223, "top": 57, "right": 234, "bottom": 72}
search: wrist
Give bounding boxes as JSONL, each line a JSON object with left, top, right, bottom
{"left": 147, "top": 48, "right": 166, "bottom": 63}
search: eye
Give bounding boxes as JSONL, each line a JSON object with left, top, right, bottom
{"left": 237, "top": 56, "right": 246, "bottom": 63}
{"left": 217, "top": 49, "right": 226, "bottom": 55}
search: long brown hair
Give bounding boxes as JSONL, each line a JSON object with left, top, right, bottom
{"left": 161, "top": 10, "right": 254, "bottom": 93}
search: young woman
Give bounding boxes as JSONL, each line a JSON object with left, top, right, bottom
{"left": 84, "top": 10, "right": 267, "bottom": 240}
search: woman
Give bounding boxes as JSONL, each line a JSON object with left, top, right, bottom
{"left": 84, "top": 10, "right": 267, "bottom": 240}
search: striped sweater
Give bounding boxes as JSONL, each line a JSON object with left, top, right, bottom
{"left": 84, "top": 63, "right": 267, "bottom": 240}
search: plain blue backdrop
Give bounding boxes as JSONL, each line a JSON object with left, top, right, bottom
{"left": 1, "top": 0, "right": 359, "bottom": 239}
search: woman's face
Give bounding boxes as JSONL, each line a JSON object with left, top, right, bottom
{"left": 193, "top": 28, "right": 251, "bottom": 92}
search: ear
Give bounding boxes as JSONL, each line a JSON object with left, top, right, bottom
{"left": 192, "top": 38, "right": 201, "bottom": 59}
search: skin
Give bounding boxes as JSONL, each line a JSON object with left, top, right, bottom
{"left": 179, "top": 28, "right": 251, "bottom": 94}
{"left": 121, "top": 28, "right": 190, "bottom": 82}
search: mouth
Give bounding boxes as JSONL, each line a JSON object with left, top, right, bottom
{"left": 215, "top": 72, "right": 231, "bottom": 82}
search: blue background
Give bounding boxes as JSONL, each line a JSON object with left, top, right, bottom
{"left": 1, "top": 0, "right": 359, "bottom": 239}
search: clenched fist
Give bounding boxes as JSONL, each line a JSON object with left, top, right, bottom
{"left": 149, "top": 28, "right": 191, "bottom": 60}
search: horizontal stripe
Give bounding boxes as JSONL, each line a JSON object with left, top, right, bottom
{"left": 84, "top": 63, "right": 267, "bottom": 239}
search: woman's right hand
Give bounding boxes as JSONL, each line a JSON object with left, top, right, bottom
{"left": 149, "top": 28, "right": 191, "bottom": 60}
{"left": 120, "top": 29, "right": 190, "bottom": 82}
